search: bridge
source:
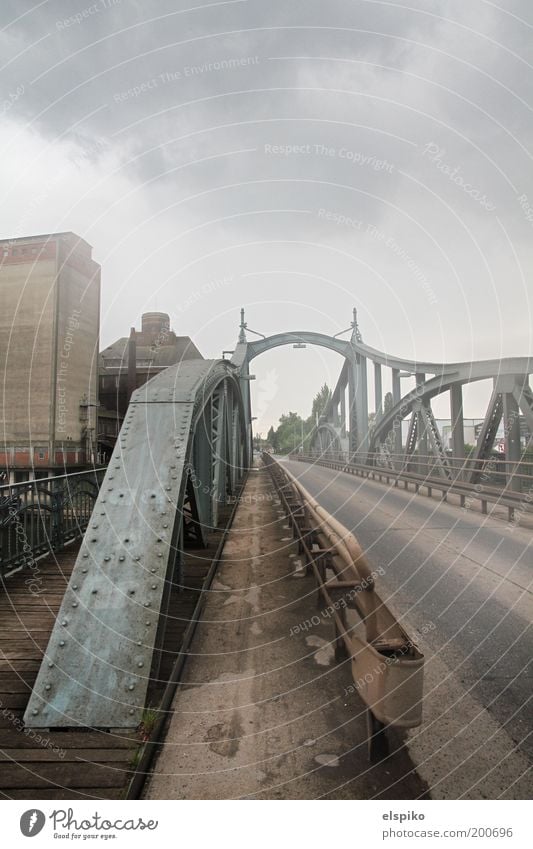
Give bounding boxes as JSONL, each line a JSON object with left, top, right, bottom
{"left": 1, "top": 310, "right": 532, "bottom": 799}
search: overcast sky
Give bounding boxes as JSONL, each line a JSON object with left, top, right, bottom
{"left": 1, "top": 0, "right": 532, "bottom": 432}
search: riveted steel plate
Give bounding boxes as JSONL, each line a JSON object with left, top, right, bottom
{"left": 24, "top": 360, "right": 230, "bottom": 729}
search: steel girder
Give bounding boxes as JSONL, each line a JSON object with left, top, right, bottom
{"left": 24, "top": 360, "right": 248, "bottom": 730}
{"left": 309, "top": 422, "right": 344, "bottom": 457}
{"left": 233, "top": 330, "right": 369, "bottom": 459}
{"left": 369, "top": 365, "right": 533, "bottom": 467}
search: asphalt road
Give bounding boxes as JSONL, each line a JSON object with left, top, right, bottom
{"left": 281, "top": 458, "right": 533, "bottom": 799}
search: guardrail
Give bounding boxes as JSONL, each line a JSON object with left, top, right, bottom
{"left": 292, "top": 454, "right": 533, "bottom": 523}
{"left": 263, "top": 452, "right": 424, "bottom": 760}
{"left": 0, "top": 469, "right": 105, "bottom": 578}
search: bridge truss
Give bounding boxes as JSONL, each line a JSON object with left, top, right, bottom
{"left": 23, "top": 310, "right": 532, "bottom": 730}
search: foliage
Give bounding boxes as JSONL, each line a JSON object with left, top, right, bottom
{"left": 267, "top": 384, "right": 332, "bottom": 454}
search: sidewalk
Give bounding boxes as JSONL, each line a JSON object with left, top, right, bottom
{"left": 145, "top": 466, "right": 427, "bottom": 800}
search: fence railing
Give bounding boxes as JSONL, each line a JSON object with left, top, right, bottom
{"left": 300, "top": 450, "right": 533, "bottom": 494}
{"left": 0, "top": 469, "right": 106, "bottom": 578}
{"left": 291, "top": 453, "right": 533, "bottom": 523}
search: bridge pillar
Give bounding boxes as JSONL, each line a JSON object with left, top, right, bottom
{"left": 374, "top": 363, "right": 383, "bottom": 421}
{"left": 450, "top": 383, "right": 465, "bottom": 478}
{"left": 392, "top": 368, "right": 402, "bottom": 461}
{"left": 349, "top": 354, "right": 369, "bottom": 460}
{"left": 503, "top": 391, "right": 521, "bottom": 491}
{"left": 340, "top": 385, "right": 347, "bottom": 439}
{"left": 416, "top": 374, "right": 428, "bottom": 474}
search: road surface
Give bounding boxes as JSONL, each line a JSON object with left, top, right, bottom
{"left": 281, "top": 458, "right": 532, "bottom": 799}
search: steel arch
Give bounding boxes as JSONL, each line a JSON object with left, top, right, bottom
{"left": 25, "top": 359, "right": 248, "bottom": 730}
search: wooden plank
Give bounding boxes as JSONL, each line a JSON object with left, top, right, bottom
{"left": 0, "top": 748, "right": 136, "bottom": 763}
{"left": 0, "top": 762, "right": 131, "bottom": 789}
{"left": 0, "top": 730, "right": 138, "bottom": 749}
{"left": 0, "top": 788, "right": 126, "bottom": 800}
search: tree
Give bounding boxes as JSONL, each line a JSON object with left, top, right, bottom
{"left": 311, "top": 383, "right": 332, "bottom": 423}
{"left": 384, "top": 391, "right": 394, "bottom": 414}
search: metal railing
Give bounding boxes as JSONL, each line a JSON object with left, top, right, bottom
{"left": 292, "top": 453, "right": 533, "bottom": 523}
{"left": 263, "top": 452, "right": 424, "bottom": 759}
{"left": 0, "top": 469, "right": 105, "bottom": 578}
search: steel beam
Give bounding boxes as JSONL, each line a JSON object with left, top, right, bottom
{"left": 24, "top": 360, "right": 246, "bottom": 730}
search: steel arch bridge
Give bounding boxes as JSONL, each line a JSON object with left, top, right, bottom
{"left": 24, "top": 309, "right": 533, "bottom": 730}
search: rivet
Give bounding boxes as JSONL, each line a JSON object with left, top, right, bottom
{"left": 59, "top": 640, "right": 65, "bottom": 647}
{"left": 151, "top": 584, "right": 157, "bottom": 590}
{"left": 144, "top": 602, "right": 151, "bottom": 607}
{"left": 129, "top": 590, "right": 135, "bottom": 595}
{"left": 137, "top": 641, "right": 142, "bottom": 646}
{"left": 166, "top": 486, "right": 171, "bottom": 491}
{"left": 128, "top": 684, "right": 135, "bottom": 691}
{"left": 134, "top": 556, "right": 140, "bottom": 561}
{"left": 72, "top": 584, "right": 78, "bottom": 590}
{"left": 109, "top": 476, "right": 114, "bottom": 480}
{"left": 157, "top": 553, "right": 163, "bottom": 558}
{"left": 151, "top": 568, "right": 156, "bottom": 573}
{"left": 145, "top": 621, "right": 151, "bottom": 626}
{"left": 92, "top": 589, "right": 98, "bottom": 595}
{"left": 129, "top": 709, "right": 135, "bottom": 715}
{"left": 162, "top": 524, "right": 168, "bottom": 529}
{"left": 92, "top": 524, "right": 99, "bottom": 529}
{"left": 72, "top": 602, "right": 78, "bottom": 608}
{"left": 104, "top": 556, "right": 110, "bottom": 562}
{"left": 62, "top": 620, "right": 68, "bottom": 626}
{"left": 32, "top": 709, "right": 39, "bottom": 716}
{"left": 82, "top": 568, "right": 88, "bottom": 574}
{"left": 83, "top": 553, "right": 89, "bottom": 558}
{"left": 119, "top": 555, "right": 125, "bottom": 562}
{"left": 45, "top": 684, "right": 51, "bottom": 691}
{"left": 125, "top": 538, "right": 130, "bottom": 543}
{"left": 108, "top": 487, "right": 113, "bottom": 491}
{"left": 151, "top": 494, "right": 156, "bottom": 499}
{"left": 48, "top": 662, "right": 54, "bottom": 668}
{"left": 119, "top": 494, "right": 124, "bottom": 498}
{"left": 137, "top": 662, "right": 144, "bottom": 668}
{"left": 91, "top": 538, "right": 97, "bottom": 543}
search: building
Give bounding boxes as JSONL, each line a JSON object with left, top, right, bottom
{"left": 0, "top": 233, "right": 100, "bottom": 483}
{"left": 97, "top": 312, "right": 203, "bottom": 458}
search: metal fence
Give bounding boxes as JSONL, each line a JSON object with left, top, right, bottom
{"left": 302, "top": 450, "right": 533, "bottom": 494}
{"left": 0, "top": 469, "right": 105, "bottom": 578}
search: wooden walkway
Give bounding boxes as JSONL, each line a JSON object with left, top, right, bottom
{"left": 0, "top": 511, "right": 232, "bottom": 799}
{"left": 0, "top": 545, "right": 138, "bottom": 799}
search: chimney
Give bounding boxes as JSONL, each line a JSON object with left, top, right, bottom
{"left": 141, "top": 312, "right": 170, "bottom": 343}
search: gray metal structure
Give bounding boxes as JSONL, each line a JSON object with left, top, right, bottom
{"left": 22, "top": 309, "right": 533, "bottom": 730}
{"left": 299, "top": 313, "right": 533, "bottom": 487}
{"left": 24, "top": 359, "right": 247, "bottom": 729}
